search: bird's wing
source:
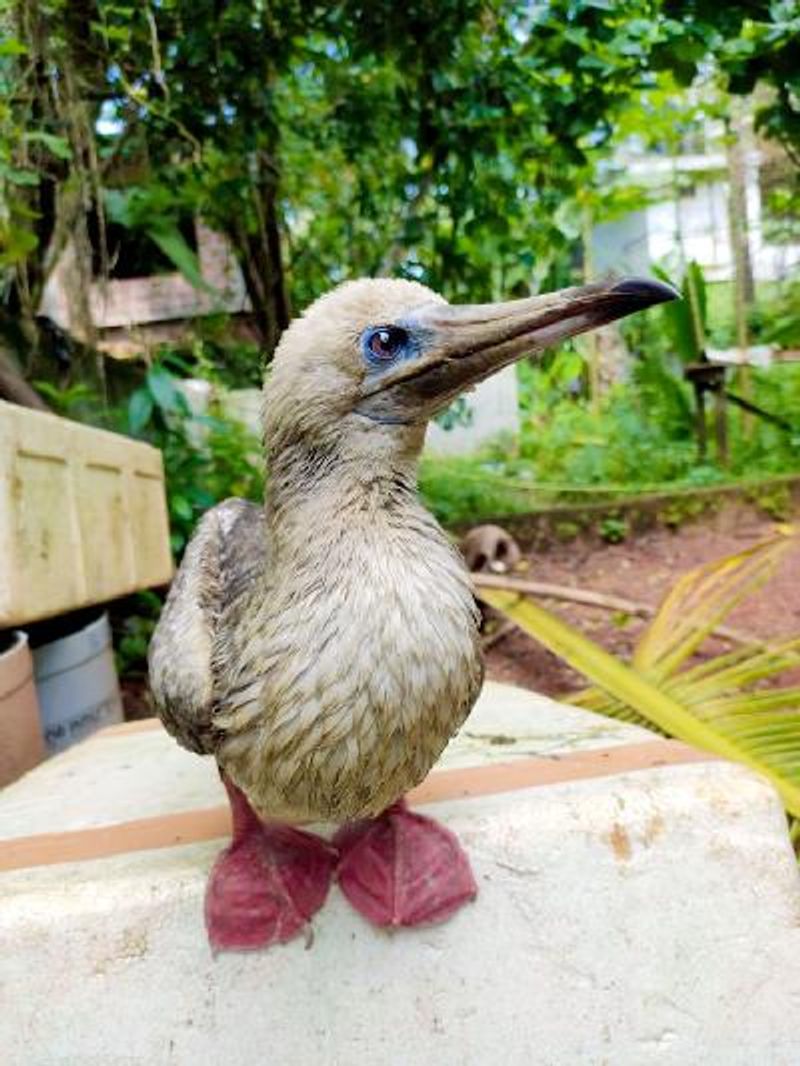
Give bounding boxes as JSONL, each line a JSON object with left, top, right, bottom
{"left": 148, "top": 497, "right": 266, "bottom": 755}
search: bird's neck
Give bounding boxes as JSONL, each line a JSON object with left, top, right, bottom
{"left": 265, "top": 436, "right": 431, "bottom": 561}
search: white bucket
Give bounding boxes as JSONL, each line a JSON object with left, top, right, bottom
{"left": 32, "top": 613, "right": 123, "bottom": 754}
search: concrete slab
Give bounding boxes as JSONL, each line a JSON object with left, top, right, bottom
{"left": 2, "top": 681, "right": 799, "bottom": 1065}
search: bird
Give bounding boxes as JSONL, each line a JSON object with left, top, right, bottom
{"left": 148, "top": 273, "right": 677, "bottom": 951}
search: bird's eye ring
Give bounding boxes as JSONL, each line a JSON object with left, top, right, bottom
{"left": 363, "top": 326, "right": 408, "bottom": 364}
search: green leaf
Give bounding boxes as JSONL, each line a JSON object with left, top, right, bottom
{"left": 685, "top": 259, "right": 707, "bottom": 348}
{"left": 482, "top": 585, "right": 800, "bottom": 817}
{"left": 146, "top": 365, "right": 181, "bottom": 412}
{"left": 0, "top": 37, "right": 28, "bottom": 56}
{"left": 0, "top": 166, "right": 40, "bottom": 187}
{"left": 170, "top": 531, "right": 186, "bottom": 555}
{"left": 147, "top": 225, "right": 219, "bottom": 297}
{"left": 480, "top": 532, "right": 800, "bottom": 819}
{"left": 103, "top": 188, "right": 134, "bottom": 228}
{"left": 128, "top": 389, "right": 154, "bottom": 433}
{"left": 653, "top": 263, "right": 705, "bottom": 363}
{"left": 0, "top": 225, "right": 38, "bottom": 266}
{"left": 23, "top": 132, "right": 72, "bottom": 160}
{"left": 171, "top": 495, "right": 193, "bottom": 521}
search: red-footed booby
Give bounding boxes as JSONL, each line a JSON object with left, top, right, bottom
{"left": 148, "top": 275, "right": 677, "bottom": 951}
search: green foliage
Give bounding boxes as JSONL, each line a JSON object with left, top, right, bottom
{"left": 747, "top": 484, "right": 792, "bottom": 522}
{"left": 654, "top": 2, "right": 800, "bottom": 158}
{"left": 420, "top": 303, "right": 800, "bottom": 529}
{"left": 104, "top": 187, "right": 218, "bottom": 296}
{"left": 4, "top": 0, "right": 798, "bottom": 374}
{"left": 126, "top": 359, "right": 263, "bottom": 555}
{"left": 280, "top": 0, "right": 673, "bottom": 306}
{"left": 653, "top": 261, "right": 707, "bottom": 362}
{"left": 32, "top": 381, "right": 108, "bottom": 420}
{"left": 553, "top": 520, "right": 582, "bottom": 542}
{"left": 186, "top": 319, "right": 265, "bottom": 389}
{"left": 419, "top": 456, "right": 537, "bottom": 527}
{"left": 518, "top": 352, "right": 700, "bottom": 487}
{"left": 528, "top": 356, "right": 800, "bottom": 486}
{"left": 661, "top": 493, "right": 713, "bottom": 530}
{"left": 15, "top": 0, "right": 783, "bottom": 351}
{"left": 114, "top": 590, "right": 163, "bottom": 678}
{"left": 483, "top": 532, "right": 800, "bottom": 821}
{"left": 759, "top": 280, "right": 800, "bottom": 349}
{"left": 599, "top": 515, "right": 628, "bottom": 543}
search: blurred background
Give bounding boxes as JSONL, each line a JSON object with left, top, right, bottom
{"left": 1, "top": 1, "right": 799, "bottom": 712}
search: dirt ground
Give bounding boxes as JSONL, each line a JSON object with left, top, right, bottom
{"left": 483, "top": 501, "right": 800, "bottom": 699}
{"left": 122, "top": 500, "right": 800, "bottom": 718}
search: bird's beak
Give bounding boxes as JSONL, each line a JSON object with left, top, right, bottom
{"left": 357, "top": 276, "right": 678, "bottom": 422}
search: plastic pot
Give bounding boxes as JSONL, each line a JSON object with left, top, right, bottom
{"left": 32, "top": 613, "right": 123, "bottom": 755}
{"left": 0, "top": 631, "right": 46, "bottom": 786}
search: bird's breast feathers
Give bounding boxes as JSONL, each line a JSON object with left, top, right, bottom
{"left": 214, "top": 529, "right": 483, "bottom": 822}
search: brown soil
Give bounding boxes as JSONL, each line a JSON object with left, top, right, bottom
{"left": 483, "top": 501, "right": 800, "bottom": 699}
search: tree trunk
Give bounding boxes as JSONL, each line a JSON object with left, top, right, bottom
{"left": 0, "top": 350, "right": 50, "bottom": 411}
{"left": 726, "top": 101, "right": 756, "bottom": 435}
{"left": 226, "top": 151, "right": 291, "bottom": 359}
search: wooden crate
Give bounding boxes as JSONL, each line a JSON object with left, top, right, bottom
{"left": 0, "top": 401, "right": 173, "bottom": 626}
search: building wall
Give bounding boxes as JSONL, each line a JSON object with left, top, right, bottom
{"left": 607, "top": 148, "right": 800, "bottom": 284}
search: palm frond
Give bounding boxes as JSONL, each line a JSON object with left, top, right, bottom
{"left": 480, "top": 528, "right": 800, "bottom": 818}
{"left": 633, "top": 533, "right": 793, "bottom": 681}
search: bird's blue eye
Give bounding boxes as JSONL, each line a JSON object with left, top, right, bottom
{"left": 363, "top": 326, "right": 409, "bottom": 365}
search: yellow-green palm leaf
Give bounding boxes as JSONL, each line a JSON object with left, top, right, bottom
{"left": 479, "top": 529, "right": 800, "bottom": 818}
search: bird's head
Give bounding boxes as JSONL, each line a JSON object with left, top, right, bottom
{"left": 264, "top": 275, "right": 677, "bottom": 462}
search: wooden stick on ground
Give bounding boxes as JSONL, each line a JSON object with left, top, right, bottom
{"left": 472, "top": 572, "right": 754, "bottom": 647}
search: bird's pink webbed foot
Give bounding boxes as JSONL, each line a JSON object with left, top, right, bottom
{"left": 205, "top": 777, "right": 337, "bottom": 952}
{"left": 334, "top": 799, "right": 477, "bottom": 928}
